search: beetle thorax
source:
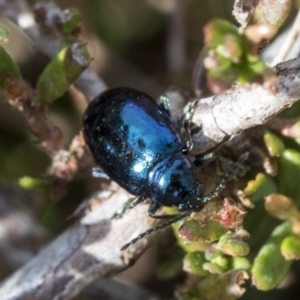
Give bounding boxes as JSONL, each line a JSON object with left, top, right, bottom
{"left": 148, "top": 153, "right": 202, "bottom": 208}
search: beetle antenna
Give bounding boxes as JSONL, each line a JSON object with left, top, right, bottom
{"left": 121, "top": 153, "right": 248, "bottom": 251}
{"left": 197, "top": 152, "right": 248, "bottom": 205}
{"left": 121, "top": 210, "right": 191, "bottom": 251}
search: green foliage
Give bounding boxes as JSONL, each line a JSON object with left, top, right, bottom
{"left": 0, "top": 25, "right": 22, "bottom": 91}
{"left": 244, "top": 173, "right": 278, "bottom": 203}
{"left": 229, "top": 257, "right": 251, "bottom": 272}
{"left": 0, "top": 45, "right": 21, "bottom": 89}
{"left": 279, "top": 149, "right": 300, "bottom": 205}
{"left": 264, "top": 131, "right": 285, "bottom": 157}
{"left": 184, "top": 251, "right": 209, "bottom": 276}
{"left": 281, "top": 235, "right": 300, "bottom": 260}
{"left": 19, "top": 176, "right": 49, "bottom": 190}
{"left": 217, "top": 230, "right": 250, "bottom": 257}
{"left": 180, "top": 270, "right": 248, "bottom": 300}
{"left": 202, "top": 19, "right": 267, "bottom": 93}
{"left": 37, "top": 43, "right": 89, "bottom": 103}
{"left": 252, "top": 222, "right": 293, "bottom": 290}
{"left": 62, "top": 8, "right": 82, "bottom": 33}
{"left": 179, "top": 219, "right": 227, "bottom": 243}
{"left": 176, "top": 129, "right": 300, "bottom": 297}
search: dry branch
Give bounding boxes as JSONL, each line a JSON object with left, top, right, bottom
{"left": 0, "top": 183, "right": 161, "bottom": 300}
{"left": 191, "top": 58, "right": 300, "bottom": 154}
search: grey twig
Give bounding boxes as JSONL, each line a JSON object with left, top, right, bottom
{"left": 190, "top": 58, "right": 300, "bottom": 154}
{"left": 271, "top": 10, "right": 300, "bottom": 66}
{"left": 0, "top": 183, "right": 162, "bottom": 300}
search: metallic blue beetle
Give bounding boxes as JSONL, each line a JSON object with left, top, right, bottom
{"left": 83, "top": 87, "right": 235, "bottom": 250}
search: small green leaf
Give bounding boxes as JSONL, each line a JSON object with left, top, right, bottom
{"left": 264, "top": 194, "right": 300, "bottom": 221}
{"left": 204, "top": 19, "right": 239, "bottom": 47}
{"left": 0, "top": 45, "right": 21, "bottom": 89}
{"left": 203, "top": 18, "right": 267, "bottom": 93}
{"left": 247, "top": 58, "right": 267, "bottom": 76}
{"left": 0, "top": 24, "right": 9, "bottom": 43}
{"left": 181, "top": 271, "right": 248, "bottom": 300}
{"left": 263, "top": 130, "right": 285, "bottom": 157}
{"left": 179, "top": 219, "right": 227, "bottom": 243}
{"left": 203, "top": 261, "right": 228, "bottom": 274}
{"left": 37, "top": 43, "right": 89, "bottom": 103}
{"left": 19, "top": 176, "right": 49, "bottom": 190}
{"left": 209, "top": 253, "right": 229, "bottom": 271}
{"left": 278, "top": 149, "right": 300, "bottom": 205}
{"left": 252, "top": 221, "right": 293, "bottom": 290}
{"left": 281, "top": 235, "right": 300, "bottom": 260}
{"left": 244, "top": 173, "right": 277, "bottom": 203}
{"left": 184, "top": 251, "right": 209, "bottom": 276}
{"left": 217, "top": 230, "right": 250, "bottom": 257}
{"left": 229, "top": 257, "right": 251, "bottom": 272}
{"left": 62, "top": 8, "right": 82, "bottom": 33}
{"left": 216, "top": 34, "right": 242, "bottom": 63}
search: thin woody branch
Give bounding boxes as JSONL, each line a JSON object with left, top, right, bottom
{"left": 0, "top": 183, "right": 161, "bottom": 300}
{"left": 190, "top": 58, "right": 300, "bottom": 154}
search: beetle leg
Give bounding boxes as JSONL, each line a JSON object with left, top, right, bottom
{"left": 194, "top": 152, "right": 215, "bottom": 169}
{"left": 112, "top": 195, "right": 146, "bottom": 219}
{"left": 150, "top": 214, "right": 181, "bottom": 219}
{"left": 129, "top": 195, "right": 147, "bottom": 209}
{"left": 111, "top": 195, "right": 135, "bottom": 219}
{"left": 181, "top": 102, "right": 195, "bottom": 153}
{"left": 111, "top": 202, "right": 131, "bottom": 219}
{"left": 148, "top": 201, "right": 162, "bottom": 216}
{"left": 159, "top": 95, "right": 171, "bottom": 117}
{"left": 121, "top": 210, "right": 192, "bottom": 250}
{"left": 148, "top": 201, "right": 181, "bottom": 219}
{"left": 92, "top": 167, "right": 109, "bottom": 179}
